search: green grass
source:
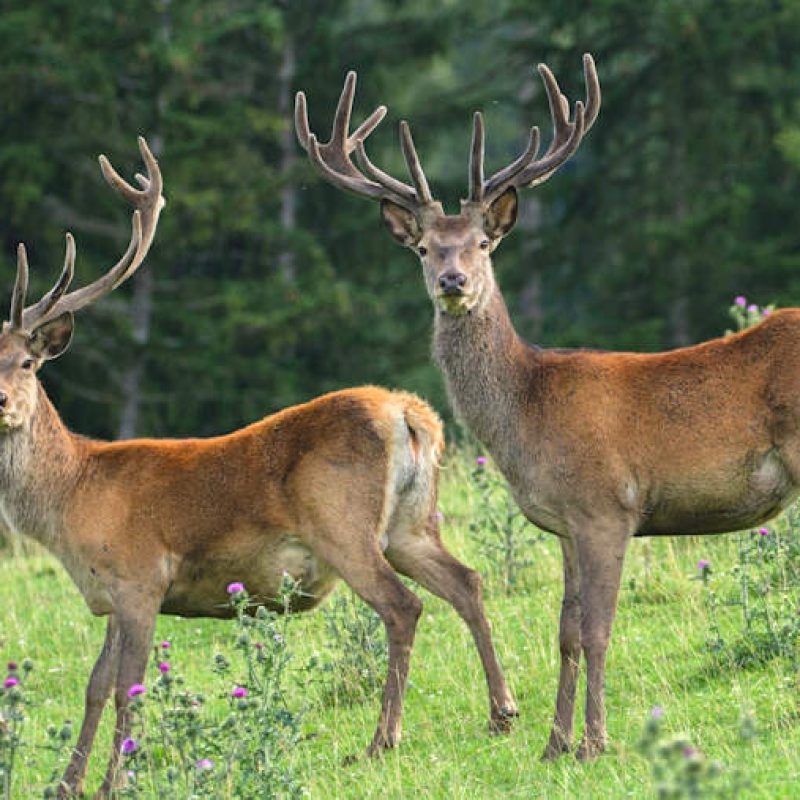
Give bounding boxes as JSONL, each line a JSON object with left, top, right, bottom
{"left": 1, "top": 455, "right": 799, "bottom": 798}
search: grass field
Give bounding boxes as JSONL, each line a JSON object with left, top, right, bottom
{"left": 1, "top": 453, "right": 799, "bottom": 798}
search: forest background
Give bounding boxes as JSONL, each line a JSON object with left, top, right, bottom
{"left": 2, "top": 0, "right": 800, "bottom": 440}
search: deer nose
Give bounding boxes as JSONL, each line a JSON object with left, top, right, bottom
{"left": 0, "top": 391, "right": 8, "bottom": 409}
{"left": 438, "top": 271, "right": 467, "bottom": 295}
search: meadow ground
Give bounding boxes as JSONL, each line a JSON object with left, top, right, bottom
{"left": 1, "top": 452, "right": 799, "bottom": 798}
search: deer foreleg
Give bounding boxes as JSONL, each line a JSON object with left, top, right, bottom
{"left": 574, "top": 520, "right": 631, "bottom": 760}
{"left": 542, "top": 537, "right": 582, "bottom": 759}
{"left": 95, "top": 600, "right": 158, "bottom": 798}
{"left": 58, "top": 617, "right": 121, "bottom": 798}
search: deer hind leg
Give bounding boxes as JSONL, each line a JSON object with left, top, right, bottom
{"left": 573, "top": 519, "right": 631, "bottom": 761}
{"left": 95, "top": 595, "right": 160, "bottom": 798}
{"left": 385, "top": 512, "right": 518, "bottom": 734}
{"left": 542, "top": 536, "right": 582, "bottom": 760}
{"left": 57, "top": 617, "right": 121, "bottom": 798}
{"left": 308, "top": 520, "right": 422, "bottom": 756}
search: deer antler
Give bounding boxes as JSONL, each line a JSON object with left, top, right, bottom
{"left": 469, "top": 54, "right": 601, "bottom": 206}
{"left": 297, "top": 57, "right": 599, "bottom": 217}
{"left": 12, "top": 136, "right": 165, "bottom": 332}
{"left": 295, "top": 71, "right": 439, "bottom": 213}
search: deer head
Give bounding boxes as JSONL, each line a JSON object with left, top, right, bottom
{"left": 296, "top": 57, "right": 600, "bottom": 317}
{"left": 0, "top": 137, "right": 164, "bottom": 431}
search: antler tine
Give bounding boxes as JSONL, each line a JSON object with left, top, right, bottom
{"left": 331, "top": 71, "right": 357, "bottom": 146}
{"left": 21, "top": 214, "right": 142, "bottom": 331}
{"left": 520, "top": 100, "right": 585, "bottom": 187}
{"left": 10, "top": 244, "right": 30, "bottom": 329}
{"left": 306, "top": 134, "right": 385, "bottom": 200}
{"left": 399, "top": 121, "right": 433, "bottom": 204}
{"left": 468, "top": 112, "right": 485, "bottom": 202}
{"left": 354, "top": 139, "right": 417, "bottom": 205}
{"left": 21, "top": 234, "right": 76, "bottom": 324}
{"left": 295, "top": 90, "right": 312, "bottom": 150}
{"left": 349, "top": 105, "right": 387, "bottom": 148}
{"left": 538, "top": 63, "right": 573, "bottom": 156}
{"left": 472, "top": 55, "right": 600, "bottom": 204}
{"left": 582, "top": 52, "right": 601, "bottom": 131}
{"left": 482, "top": 126, "right": 541, "bottom": 201}
{"left": 22, "top": 136, "right": 164, "bottom": 331}
{"left": 297, "top": 71, "right": 437, "bottom": 211}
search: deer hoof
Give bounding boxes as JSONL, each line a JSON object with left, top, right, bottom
{"left": 575, "top": 735, "right": 606, "bottom": 761}
{"left": 489, "top": 704, "right": 519, "bottom": 734}
{"left": 541, "top": 736, "right": 571, "bottom": 761}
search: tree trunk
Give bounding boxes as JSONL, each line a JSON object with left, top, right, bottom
{"left": 277, "top": 34, "right": 297, "bottom": 282}
{"left": 116, "top": 266, "right": 153, "bottom": 439}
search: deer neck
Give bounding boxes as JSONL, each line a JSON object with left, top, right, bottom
{"left": 433, "top": 280, "right": 538, "bottom": 452}
{"left": 0, "top": 383, "right": 85, "bottom": 546}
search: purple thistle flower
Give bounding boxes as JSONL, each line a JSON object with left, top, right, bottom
{"left": 6, "top": 661, "right": 17, "bottom": 672}
{"left": 747, "top": 304, "right": 759, "bottom": 314}
{"left": 734, "top": 296, "right": 747, "bottom": 307}
{"left": 697, "top": 559, "right": 711, "bottom": 572}
{"left": 476, "top": 456, "right": 487, "bottom": 467}
{"left": 158, "top": 662, "right": 170, "bottom": 674}
{"left": 683, "top": 745, "right": 698, "bottom": 759}
{"left": 758, "top": 527, "right": 770, "bottom": 536}
{"left": 160, "top": 640, "right": 171, "bottom": 650}
{"left": 121, "top": 738, "right": 138, "bottom": 755}
{"left": 196, "top": 758, "right": 214, "bottom": 771}
{"left": 127, "top": 683, "right": 146, "bottom": 698}
{"left": 231, "top": 686, "right": 248, "bottom": 699}
{"left": 3, "top": 676, "right": 19, "bottom": 689}
{"left": 650, "top": 705, "right": 664, "bottom": 720}
{"left": 226, "top": 582, "right": 245, "bottom": 595}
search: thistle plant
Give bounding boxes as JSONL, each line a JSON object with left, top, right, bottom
{"left": 469, "top": 456, "right": 541, "bottom": 595}
{"left": 0, "top": 661, "right": 28, "bottom": 800}
{"left": 316, "top": 589, "right": 387, "bottom": 706}
{"left": 698, "top": 514, "right": 800, "bottom": 676}
{"left": 727, "top": 295, "right": 774, "bottom": 332}
{"left": 0, "top": 658, "right": 73, "bottom": 800}
{"left": 118, "top": 578, "right": 306, "bottom": 799}
{"left": 637, "top": 706, "right": 751, "bottom": 798}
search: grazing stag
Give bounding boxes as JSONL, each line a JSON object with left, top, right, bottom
{"left": 298, "top": 56, "right": 800, "bottom": 760}
{"left": 2, "top": 139, "right": 516, "bottom": 797}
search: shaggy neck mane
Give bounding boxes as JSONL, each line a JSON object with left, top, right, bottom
{"left": 432, "top": 283, "right": 538, "bottom": 449}
{"left": 0, "top": 383, "right": 85, "bottom": 544}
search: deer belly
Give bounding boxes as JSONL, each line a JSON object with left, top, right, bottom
{"left": 161, "top": 535, "right": 338, "bottom": 618}
{"left": 640, "top": 450, "right": 798, "bottom": 535}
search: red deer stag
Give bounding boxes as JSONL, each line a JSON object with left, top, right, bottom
{"left": 2, "top": 139, "right": 516, "bottom": 798}
{"left": 297, "top": 57, "right": 800, "bottom": 760}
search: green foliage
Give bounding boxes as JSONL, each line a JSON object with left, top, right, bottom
{"left": 468, "top": 456, "right": 542, "bottom": 595}
{"left": 726, "top": 295, "right": 774, "bottom": 333}
{"left": 2, "top": 462, "right": 800, "bottom": 797}
{"left": 0, "top": 659, "right": 72, "bottom": 800}
{"left": 118, "top": 581, "right": 305, "bottom": 798}
{"left": 637, "top": 707, "right": 751, "bottom": 798}
{"left": 316, "top": 590, "right": 387, "bottom": 706}
{"left": 700, "top": 517, "right": 800, "bottom": 676}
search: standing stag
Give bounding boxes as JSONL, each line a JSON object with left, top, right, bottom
{"left": 2, "top": 139, "right": 516, "bottom": 798}
{"left": 297, "top": 56, "right": 800, "bottom": 759}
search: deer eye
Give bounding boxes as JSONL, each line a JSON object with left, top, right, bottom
{"left": 479, "top": 239, "right": 490, "bottom": 250}
{"left": 20, "top": 358, "right": 34, "bottom": 371}
{"left": 418, "top": 245, "right": 428, "bottom": 257}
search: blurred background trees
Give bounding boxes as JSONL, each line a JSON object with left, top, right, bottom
{"left": 0, "top": 0, "right": 798, "bottom": 439}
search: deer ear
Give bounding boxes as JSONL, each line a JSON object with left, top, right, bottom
{"left": 483, "top": 187, "right": 518, "bottom": 240}
{"left": 28, "top": 312, "right": 74, "bottom": 360}
{"left": 381, "top": 200, "right": 422, "bottom": 247}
